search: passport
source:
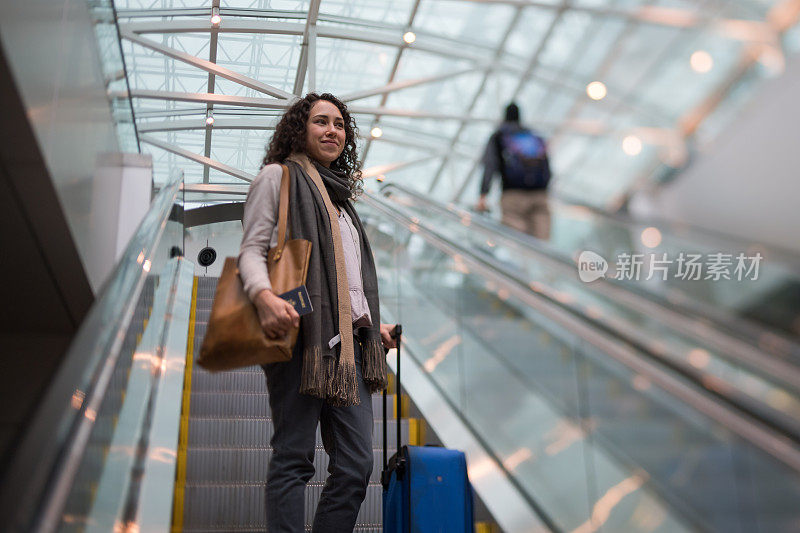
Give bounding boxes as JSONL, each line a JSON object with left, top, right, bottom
{"left": 279, "top": 285, "right": 313, "bottom": 316}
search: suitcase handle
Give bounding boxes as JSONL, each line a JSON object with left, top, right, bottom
{"left": 382, "top": 324, "right": 402, "bottom": 473}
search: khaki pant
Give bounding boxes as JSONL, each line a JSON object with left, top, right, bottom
{"left": 500, "top": 189, "right": 550, "bottom": 240}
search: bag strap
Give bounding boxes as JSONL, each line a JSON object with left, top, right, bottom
{"left": 394, "top": 325, "right": 403, "bottom": 454}
{"left": 274, "top": 164, "right": 291, "bottom": 260}
{"left": 383, "top": 324, "right": 402, "bottom": 471}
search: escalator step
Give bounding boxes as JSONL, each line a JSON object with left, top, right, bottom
{"left": 187, "top": 418, "right": 410, "bottom": 449}
{"left": 182, "top": 483, "right": 383, "bottom": 530}
{"left": 185, "top": 277, "right": 405, "bottom": 530}
{"left": 191, "top": 370, "right": 268, "bottom": 393}
{"left": 182, "top": 524, "right": 383, "bottom": 533}
{"left": 185, "top": 448, "right": 393, "bottom": 485}
{"left": 194, "top": 307, "right": 212, "bottom": 325}
{"left": 188, "top": 391, "right": 393, "bottom": 418}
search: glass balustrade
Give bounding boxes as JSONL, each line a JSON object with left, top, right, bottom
{"left": 360, "top": 193, "right": 800, "bottom": 533}
{"left": 375, "top": 186, "right": 800, "bottom": 439}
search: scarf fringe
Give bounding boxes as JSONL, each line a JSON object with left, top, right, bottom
{"left": 326, "top": 357, "right": 360, "bottom": 407}
{"left": 362, "top": 337, "right": 388, "bottom": 394}
{"left": 299, "top": 345, "right": 326, "bottom": 398}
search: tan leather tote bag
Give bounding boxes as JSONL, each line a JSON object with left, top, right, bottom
{"left": 198, "top": 165, "right": 312, "bottom": 371}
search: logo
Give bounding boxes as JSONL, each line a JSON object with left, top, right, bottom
{"left": 578, "top": 251, "right": 608, "bottom": 282}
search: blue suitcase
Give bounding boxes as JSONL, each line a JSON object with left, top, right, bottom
{"left": 381, "top": 325, "right": 475, "bottom": 532}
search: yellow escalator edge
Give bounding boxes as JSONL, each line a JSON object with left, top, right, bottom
{"left": 171, "top": 276, "right": 198, "bottom": 532}
{"left": 408, "top": 418, "right": 428, "bottom": 446}
{"left": 391, "top": 393, "right": 411, "bottom": 419}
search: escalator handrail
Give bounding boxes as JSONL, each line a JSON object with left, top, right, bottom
{"left": 383, "top": 181, "right": 800, "bottom": 340}
{"left": 379, "top": 182, "right": 800, "bottom": 376}
{"left": 362, "top": 191, "right": 800, "bottom": 475}
{"left": 550, "top": 196, "right": 800, "bottom": 272}
{"left": 1, "top": 171, "right": 184, "bottom": 532}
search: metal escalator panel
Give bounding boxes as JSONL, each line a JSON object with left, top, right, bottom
{"left": 359, "top": 194, "right": 800, "bottom": 533}
{"left": 377, "top": 184, "right": 800, "bottom": 441}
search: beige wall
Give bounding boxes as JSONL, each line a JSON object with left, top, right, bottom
{"left": 631, "top": 53, "right": 800, "bottom": 254}
{"left": 0, "top": 0, "right": 123, "bottom": 290}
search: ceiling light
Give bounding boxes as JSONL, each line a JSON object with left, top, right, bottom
{"left": 371, "top": 127, "right": 383, "bottom": 138}
{"left": 690, "top": 50, "right": 713, "bottom": 73}
{"left": 403, "top": 31, "right": 416, "bottom": 44}
{"left": 688, "top": 348, "right": 711, "bottom": 369}
{"left": 586, "top": 81, "right": 607, "bottom": 100}
{"left": 206, "top": 110, "right": 214, "bottom": 126}
{"left": 211, "top": 7, "right": 221, "bottom": 26}
{"left": 622, "top": 135, "right": 642, "bottom": 156}
{"left": 641, "top": 227, "right": 662, "bottom": 248}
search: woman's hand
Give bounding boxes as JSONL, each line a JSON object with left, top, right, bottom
{"left": 380, "top": 323, "right": 397, "bottom": 349}
{"left": 254, "top": 289, "right": 300, "bottom": 339}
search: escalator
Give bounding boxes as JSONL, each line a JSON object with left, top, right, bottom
{"left": 381, "top": 182, "right": 800, "bottom": 356}
{"left": 358, "top": 190, "right": 800, "bottom": 532}
{"left": 176, "top": 276, "right": 407, "bottom": 532}
{"left": 7, "top": 175, "right": 800, "bottom": 532}
{"left": 377, "top": 183, "right": 800, "bottom": 440}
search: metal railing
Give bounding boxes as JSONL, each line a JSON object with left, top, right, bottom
{"left": 0, "top": 170, "right": 185, "bottom": 532}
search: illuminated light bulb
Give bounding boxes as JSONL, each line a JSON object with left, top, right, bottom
{"left": 403, "top": 31, "right": 416, "bottom": 44}
{"left": 688, "top": 348, "right": 711, "bottom": 369}
{"left": 632, "top": 375, "right": 651, "bottom": 391}
{"left": 690, "top": 50, "right": 713, "bottom": 73}
{"left": 622, "top": 135, "right": 642, "bottom": 156}
{"left": 586, "top": 81, "right": 607, "bottom": 100}
{"left": 206, "top": 111, "right": 214, "bottom": 126}
{"left": 641, "top": 227, "right": 662, "bottom": 248}
{"left": 371, "top": 127, "right": 383, "bottom": 138}
{"left": 71, "top": 390, "right": 85, "bottom": 410}
{"left": 211, "top": 7, "right": 221, "bottom": 26}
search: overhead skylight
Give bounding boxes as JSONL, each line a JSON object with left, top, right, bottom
{"left": 112, "top": 0, "right": 800, "bottom": 208}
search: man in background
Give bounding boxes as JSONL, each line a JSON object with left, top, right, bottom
{"left": 476, "top": 102, "right": 552, "bottom": 240}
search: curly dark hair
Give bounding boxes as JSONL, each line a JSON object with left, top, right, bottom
{"left": 262, "top": 92, "right": 363, "bottom": 198}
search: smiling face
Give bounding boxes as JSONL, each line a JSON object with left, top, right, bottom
{"left": 305, "top": 100, "right": 346, "bottom": 167}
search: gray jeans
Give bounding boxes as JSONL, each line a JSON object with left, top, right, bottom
{"left": 263, "top": 337, "right": 373, "bottom": 532}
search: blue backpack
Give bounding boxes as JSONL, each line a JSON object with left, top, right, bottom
{"left": 497, "top": 128, "right": 550, "bottom": 189}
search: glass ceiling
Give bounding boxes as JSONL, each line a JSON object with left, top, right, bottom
{"left": 112, "top": 0, "right": 800, "bottom": 209}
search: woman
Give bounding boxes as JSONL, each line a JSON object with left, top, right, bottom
{"left": 238, "top": 93, "right": 396, "bottom": 532}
